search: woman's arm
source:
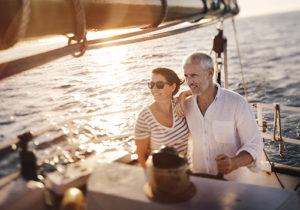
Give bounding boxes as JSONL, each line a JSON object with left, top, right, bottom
{"left": 135, "top": 138, "right": 150, "bottom": 167}
{"left": 175, "top": 90, "right": 192, "bottom": 117}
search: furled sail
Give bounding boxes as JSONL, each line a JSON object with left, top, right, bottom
{"left": 0, "top": 0, "right": 239, "bottom": 50}
{"left": 0, "top": 0, "right": 239, "bottom": 81}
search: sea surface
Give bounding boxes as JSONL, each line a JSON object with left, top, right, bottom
{"left": 1, "top": 11, "right": 300, "bottom": 178}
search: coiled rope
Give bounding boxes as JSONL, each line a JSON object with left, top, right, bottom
{"left": 273, "top": 103, "right": 285, "bottom": 156}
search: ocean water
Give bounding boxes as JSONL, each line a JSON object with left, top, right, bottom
{"left": 0, "top": 10, "right": 300, "bottom": 178}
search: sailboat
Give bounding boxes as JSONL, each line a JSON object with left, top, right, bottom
{"left": 0, "top": 0, "right": 299, "bottom": 209}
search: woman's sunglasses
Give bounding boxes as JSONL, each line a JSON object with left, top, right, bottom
{"left": 148, "top": 81, "right": 171, "bottom": 89}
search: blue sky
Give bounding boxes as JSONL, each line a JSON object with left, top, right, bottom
{"left": 238, "top": 0, "right": 300, "bottom": 17}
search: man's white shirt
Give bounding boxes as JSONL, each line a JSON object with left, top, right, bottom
{"left": 184, "top": 84, "right": 263, "bottom": 182}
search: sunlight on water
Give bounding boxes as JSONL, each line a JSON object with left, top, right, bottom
{"left": 1, "top": 12, "right": 300, "bottom": 178}
{"left": 33, "top": 110, "right": 138, "bottom": 166}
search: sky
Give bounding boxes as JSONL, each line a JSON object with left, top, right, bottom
{"left": 238, "top": 0, "right": 300, "bottom": 17}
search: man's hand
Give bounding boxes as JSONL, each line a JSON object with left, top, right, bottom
{"left": 215, "top": 151, "right": 254, "bottom": 175}
{"left": 215, "top": 154, "right": 236, "bottom": 175}
{"left": 175, "top": 90, "right": 192, "bottom": 117}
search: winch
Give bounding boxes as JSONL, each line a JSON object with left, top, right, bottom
{"left": 144, "top": 146, "right": 196, "bottom": 203}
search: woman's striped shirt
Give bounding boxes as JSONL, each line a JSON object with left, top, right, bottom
{"left": 135, "top": 103, "right": 189, "bottom": 155}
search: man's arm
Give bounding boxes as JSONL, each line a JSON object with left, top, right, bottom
{"left": 215, "top": 151, "right": 254, "bottom": 175}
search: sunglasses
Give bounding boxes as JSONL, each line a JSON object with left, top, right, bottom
{"left": 148, "top": 81, "right": 171, "bottom": 89}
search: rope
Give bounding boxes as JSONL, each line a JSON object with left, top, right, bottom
{"left": 231, "top": 17, "right": 248, "bottom": 101}
{"left": 67, "top": 0, "right": 87, "bottom": 57}
{"left": 1, "top": 0, "right": 31, "bottom": 50}
{"left": 88, "top": 17, "right": 222, "bottom": 50}
{"left": 88, "top": 10, "right": 221, "bottom": 45}
{"left": 273, "top": 103, "right": 285, "bottom": 156}
{"left": 70, "top": 0, "right": 86, "bottom": 42}
{"left": 0, "top": 12, "right": 228, "bottom": 81}
{"left": 223, "top": 36, "right": 228, "bottom": 88}
{"left": 149, "top": 0, "right": 168, "bottom": 27}
{"left": 263, "top": 146, "right": 285, "bottom": 189}
{"left": 211, "top": 20, "right": 228, "bottom": 87}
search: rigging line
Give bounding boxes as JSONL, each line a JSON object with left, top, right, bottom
{"left": 231, "top": 17, "right": 248, "bottom": 102}
{"left": 0, "top": 43, "right": 82, "bottom": 80}
{"left": 0, "top": 14, "right": 226, "bottom": 81}
{"left": 263, "top": 147, "right": 285, "bottom": 189}
{"left": 88, "top": 17, "right": 223, "bottom": 50}
{"left": 87, "top": 10, "right": 221, "bottom": 45}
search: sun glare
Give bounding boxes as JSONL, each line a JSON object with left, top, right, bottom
{"left": 87, "top": 28, "right": 139, "bottom": 40}
{"left": 37, "top": 28, "right": 139, "bottom": 44}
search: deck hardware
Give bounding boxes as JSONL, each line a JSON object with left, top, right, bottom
{"left": 262, "top": 121, "right": 267, "bottom": 132}
{"left": 256, "top": 120, "right": 267, "bottom": 132}
{"left": 212, "top": 21, "right": 227, "bottom": 87}
{"left": 18, "top": 131, "right": 38, "bottom": 181}
{"left": 68, "top": 35, "right": 87, "bottom": 57}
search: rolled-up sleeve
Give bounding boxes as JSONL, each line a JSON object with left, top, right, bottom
{"left": 235, "top": 100, "right": 263, "bottom": 172}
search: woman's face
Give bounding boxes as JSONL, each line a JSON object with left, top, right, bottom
{"left": 150, "top": 73, "right": 175, "bottom": 102}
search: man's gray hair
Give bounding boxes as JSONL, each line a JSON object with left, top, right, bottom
{"left": 183, "top": 52, "right": 214, "bottom": 71}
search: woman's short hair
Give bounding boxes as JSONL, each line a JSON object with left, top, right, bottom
{"left": 152, "top": 67, "right": 184, "bottom": 96}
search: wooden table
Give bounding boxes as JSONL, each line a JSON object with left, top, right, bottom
{"left": 87, "top": 162, "right": 300, "bottom": 210}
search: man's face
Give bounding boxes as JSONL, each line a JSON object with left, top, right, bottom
{"left": 184, "top": 63, "right": 210, "bottom": 95}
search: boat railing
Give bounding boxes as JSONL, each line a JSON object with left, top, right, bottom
{"left": 32, "top": 102, "right": 300, "bottom": 164}
{"left": 1, "top": 103, "right": 300, "bottom": 185}
{"left": 1, "top": 103, "right": 300, "bottom": 155}
{"left": 0, "top": 108, "right": 140, "bottom": 160}
{"left": 254, "top": 103, "right": 300, "bottom": 146}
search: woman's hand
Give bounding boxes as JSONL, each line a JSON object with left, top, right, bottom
{"left": 175, "top": 90, "right": 192, "bottom": 117}
{"left": 135, "top": 138, "right": 150, "bottom": 168}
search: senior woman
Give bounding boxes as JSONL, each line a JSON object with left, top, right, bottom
{"left": 134, "top": 67, "right": 189, "bottom": 167}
